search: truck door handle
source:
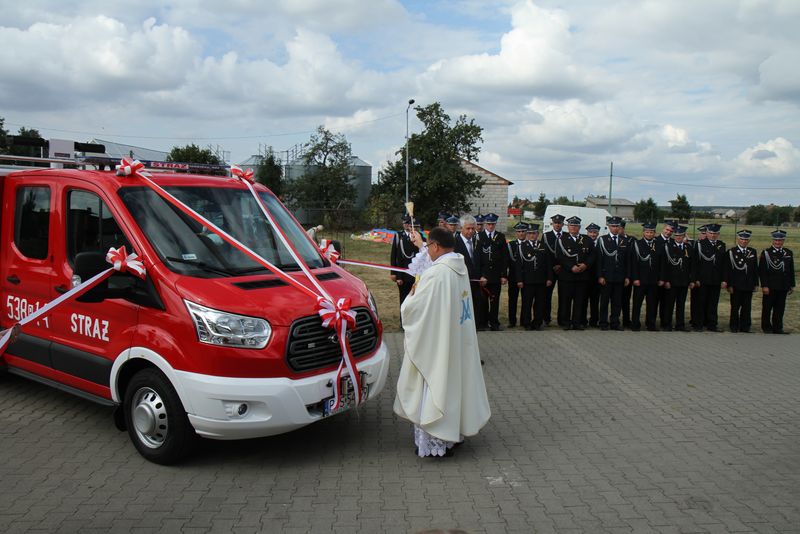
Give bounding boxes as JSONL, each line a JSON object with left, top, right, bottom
{"left": 55, "top": 285, "right": 69, "bottom": 294}
{"left": 7, "top": 275, "right": 20, "bottom": 284}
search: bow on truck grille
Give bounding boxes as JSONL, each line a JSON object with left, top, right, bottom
{"left": 286, "top": 307, "right": 377, "bottom": 372}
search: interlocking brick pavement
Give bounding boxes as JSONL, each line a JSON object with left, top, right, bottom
{"left": 1, "top": 329, "right": 799, "bottom": 533}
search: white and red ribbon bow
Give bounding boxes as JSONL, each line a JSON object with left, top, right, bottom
{"left": 106, "top": 246, "right": 146, "bottom": 279}
{"left": 318, "top": 239, "right": 340, "bottom": 263}
{"left": 116, "top": 157, "right": 147, "bottom": 178}
{"left": 317, "top": 297, "right": 357, "bottom": 330}
{"left": 230, "top": 165, "right": 255, "bottom": 181}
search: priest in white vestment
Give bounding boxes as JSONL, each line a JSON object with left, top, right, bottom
{"left": 394, "top": 227, "right": 491, "bottom": 457}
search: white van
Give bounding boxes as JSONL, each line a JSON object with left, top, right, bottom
{"left": 542, "top": 205, "right": 612, "bottom": 235}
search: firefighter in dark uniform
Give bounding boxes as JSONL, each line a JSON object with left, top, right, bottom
{"left": 654, "top": 220, "right": 676, "bottom": 329}
{"left": 759, "top": 229, "right": 794, "bottom": 334}
{"left": 541, "top": 214, "right": 565, "bottom": 326}
{"left": 582, "top": 222, "right": 602, "bottom": 327}
{"left": 445, "top": 215, "right": 460, "bottom": 236}
{"left": 693, "top": 223, "right": 725, "bottom": 332}
{"left": 507, "top": 222, "right": 527, "bottom": 327}
{"left": 516, "top": 224, "right": 553, "bottom": 330}
{"left": 619, "top": 220, "right": 634, "bottom": 327}
{"left": 475, "top": 214, "right": 485, "bottom": 234}
{"left": 555, "top": 216, "right": 595, "bottom": 330}
{"left": 688, "top": 224, "right": 707, "bottom": 330}
{"left": 477, "top": 213, "right": 508, "bottom": 331}
{"left": 723, "top": 229, "right": 759, "bottom": 333}
{"left": 659, "top": 225, "right": 695, "bottom": 331}
{"left": 390, "top": 214, "right": 423, "bottom": 306}
{"left": 437, "top": 212, "right": 448, "bottom": 229}
{"left": 630, "top": 222, "right": 660, "bottom": 331}
{"left": 596, "top": 216, "right": 630, "bottom": 330}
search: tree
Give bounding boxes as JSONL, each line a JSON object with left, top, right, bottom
{"left": 634, "top": 197, "right": 660, "bottom": 223}
{"left": 0, "top": 122, "right": 47, "bottom": 166}
{"left": 669, "top": 193, "right": 692, "bottom": 220}
{"left": 532, "top": 192, "right": 550, "bottom": 218}
{"left": 551, "top": 195, "right": 584, "bottom": 207}
{"left": 745, "top": 204, "right": 768, "bottom": 225}
{"left": 255, "top": 150, "right": 284, "bottom": 198}
{"left": 167, "top": 144, "right": 221, "bottom": 164}
{"left": 766, "top": 205, "right": 793, "bottom": 226}
{"left": 285, "top": 126, "right": 355, "bottom": 218}
{"left": 370, "top": 102, "right": 484, "bottom": 226}
{"left": 794, "top": 206, "right": 800, "bottom": 223}
{"left": 0, "top": 116, "right": 7, "bottom": 152}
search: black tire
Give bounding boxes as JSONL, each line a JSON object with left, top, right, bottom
{"left": 123, "top": 368, "right": 196, "bottom": 465}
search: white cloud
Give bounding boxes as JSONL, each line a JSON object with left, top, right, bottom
{"left": 732, "top": 137, "right": 800, "bottom": 177}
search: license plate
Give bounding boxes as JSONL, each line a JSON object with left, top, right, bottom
{"left": 323, "top": 373, "right": 369, "bottom": 417}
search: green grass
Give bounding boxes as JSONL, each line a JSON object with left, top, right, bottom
{"left": 328, "top": 225, "right": 798, "bottom": 333}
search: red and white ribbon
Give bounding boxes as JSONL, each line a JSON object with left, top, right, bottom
{"left": 336, "top": 258, "right": 410, "bottom": 273}
{"left": 116, "top": 157, "right": 148, "bottom": 177}
{"left": 106, "top": 246, "right": 146, "bottom": 280}
{"left": 1, "top": 246, "right": 148, "bottom": 355}
{"left": 230, "top": 165, "right": 255, "bottom": 181}
{"left": 318, "top": 239, "right": 340, "bottom": 263}
{"left": 316, "top": 297, "right": 363, "bottom": 409}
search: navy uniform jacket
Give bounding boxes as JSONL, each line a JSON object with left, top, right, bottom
{"left": 659, "top": 241, "right": 695, "bottom": 287}
{"left": 630, "top": 238, "right": 660, "bottom": 285}
{"left": 390, "top": 230, "right": 421, "bottom": 276}
{"left": 758, "top": 247, "right": 795, "bottom": 290}
{"left": 478, "top": 230, "right": 508, "bottom": 282}
{"left": 555, "top": 233, "right": 595, "bottom": 281}
{"left": 515, "top": 240, "right": 553, "bottom": 284}
{"left": 595, "top": 234, "right": 630, "bottom": 282}
{"left": 453, "top": 233, "right": 481, "bottom": 281}
{"left": 507, "top": 239, "right": 524, "bottom": 283}
{"left": 541, "top": 230, "right": 561, "bottom": 267}
{"left": 695, "top": 240, "right": 726, "bottom": 285}
{"left": 723, "top": 246, "right": 759, "bottom": 291}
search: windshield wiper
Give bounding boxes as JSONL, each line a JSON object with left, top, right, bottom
{"left": 165, "top": 257, "right": 238, "bottom": 277}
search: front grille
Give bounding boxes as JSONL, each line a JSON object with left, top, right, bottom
{"left": 286, "top": 307, "right": 378, "bottom": 372}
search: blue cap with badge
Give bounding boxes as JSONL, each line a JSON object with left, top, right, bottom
{"left": 736, "top": 229, "right": 752, "bottom": 239}
{"left": 566, "top": 215, "right": 582, "bottom": 225}
{"left": 771, "top": 229, "right": 787, "bottom": 240}
{"left": 706, "top": 223, "right": 721, "bottom": 233}
{"left": 642, "top": 222, "right": 657, "bottom": 230}
{"left": 484, "top": 213, "right": 499, "bottom": 223}
{"left": 586, "top": 222, "right": 600, "bottom": 231}
{"left": 445, "top": 215, "right": 460, "bottom": 225}
{"left": 513, "top": 222, "right": 527, "bottom": 231}
{"left": 475, "top": 214, "right": 485, "bottom": 223}
{"left": 550, "top": 214, "right": 565, "bottom": 223}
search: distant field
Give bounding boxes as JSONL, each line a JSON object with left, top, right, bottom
{"left": 326, "top": 224, "right": 797, "bottom": 333}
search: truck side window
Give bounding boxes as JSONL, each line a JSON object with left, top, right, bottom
{"left": 67, "top": 190, "right": 131, "bottom": 264}
{"left": 14, "top": 186, "right": 51, "bottom": 260}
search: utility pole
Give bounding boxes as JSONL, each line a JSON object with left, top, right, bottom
{"left": 608, "top": 161, "right": 613, "bottom": 212}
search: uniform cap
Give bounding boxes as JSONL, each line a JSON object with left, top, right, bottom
{"left": 698, "top": 225, "right": 708, "bottom": 233}
{"left": 771, "top": 229, "right": 787, "bottom": 240}
{"left": 674, "top": 225, "right": 687, "bottom": 235}
{"left": 586, "top": 222, "right": 601, "bottom": 231}
{"left": 663, "top": 220, "right": 677, "bottom": 229}
{"left": 401, "top": 214, "right": 412, "bottom": 224}
{"left": 620, "top": 220, "right": 627, "bottom": 228}
{"left": 445, "top": 215, "right": 460, "bottom": 225}
{"left": 526, "top": 223, "right": 540, "bottom": 232}
{"left": 550, "top": 214, "right": 565, "bottom": 223}
{"left": 642, "top": 222, "right": 657, "bottom": 230}
{"left": 484, "top": 213, "right": 499, "bottom": 223}
{"left": 513, "top": 222, "right": 528, "bottom": 231}
{"left": 437, "top": 212, "right": 449, "bottom": 221}
{"left": 736, "top": 229, "right": 752, "bottom": 239}
{"left": 706, "top": 223, "right": 721, "bottom": 233}
{"left": 475, "top": 214, "right": 485, "bottom": 223}
{"left": 606, "top": 216, "right": 623, "bottom": 226}
{"left": 566, "top": 215, "right": 582, "bottom": 225}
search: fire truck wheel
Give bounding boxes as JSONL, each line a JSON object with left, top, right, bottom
{"left": 124, "top": 368, "right": 196, "bottom": 464}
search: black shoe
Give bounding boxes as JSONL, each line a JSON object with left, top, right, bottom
{"left": 646, "top": 326, "right": 657, "bottom": 332}
{"left": 707, "top": 327, "right": 721, "bottom": 332}
{"left": 573, "top": 325, "right": 585, "bottom": 331}
{"left": 611, "top": 326, "right": 623, "bottom": 331}
{"left": 507, "top": 323, "right": 516, "bottom": 329}
{"left": 600, "top": 325, "right": 609, "bottom": 331}
{"left": 775, "top": 330, "right": 790, "bottom": 335}
{"left": 693, "top": 327, "right": 704, "bottom": 332}
{"left": 490, "top": 324, "right": 503, "bottom": 331}
{"left": 535, "top": 325, "right": 544, "bottom": 331}
{"left": 661, "top": 326, "right": 672, "bottom": 332}
{"left": 562, "top": 325, "right": 573, "bottom": 331}
{"left": 741, "top": 329, "right": 753, "bottom": 333}
{"left": 675, "top": 327, "right": 690, "bottom": 332}
{"left": 631, "top": 326, "right": 641, "bottom": 332}
{"left": 730, "top": 328, "right": 739, "bottom": 333}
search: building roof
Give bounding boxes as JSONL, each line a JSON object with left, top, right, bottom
{"left": 87, "top": 139, "right": 169, "bottom": 162}
{"left": 586, "top": 195, "right": 635, "bottom": 206}
{"left": 459, "top": 158, "right": 513, "bottom": 185}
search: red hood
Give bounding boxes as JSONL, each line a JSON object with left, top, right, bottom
{"left": 172, "top": 265, "right": 371, "bottom": 327}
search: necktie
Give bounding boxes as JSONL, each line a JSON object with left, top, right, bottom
{"left": 466, "top": 237, "right": 473, "bottom": 258}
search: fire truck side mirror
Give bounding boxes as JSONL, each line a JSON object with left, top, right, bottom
{"left": 75, "top": 251, "right": 111, "bottom": 303}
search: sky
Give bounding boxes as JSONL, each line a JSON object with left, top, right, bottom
{"left": 1, "top": 0, "right": 799, "bottom": 207}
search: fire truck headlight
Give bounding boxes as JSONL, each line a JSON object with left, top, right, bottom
{"left": 184, "top": 300, "right": 271, "bottom": 349}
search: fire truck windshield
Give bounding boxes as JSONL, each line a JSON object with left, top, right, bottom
{"left": 118, "top": 186, "right": 325, "bottom": 277}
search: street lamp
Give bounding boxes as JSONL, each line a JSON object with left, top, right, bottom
{"left": 405, "top": 98, "right": 415, "bottom": 209}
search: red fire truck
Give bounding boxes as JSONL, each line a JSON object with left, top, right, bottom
{"left": 0, "top": 150, "right": 389, "bottom": 464}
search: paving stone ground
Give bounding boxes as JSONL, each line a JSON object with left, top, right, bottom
{"left": 1, "top": 329, "right": 799, "bottom": 533}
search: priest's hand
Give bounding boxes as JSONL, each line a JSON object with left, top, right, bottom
{"left": 409, "top": 283, "right": 417, "bottom": 296}
{"left": 410, "top": 230, "right": 423, "bottom": 248}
